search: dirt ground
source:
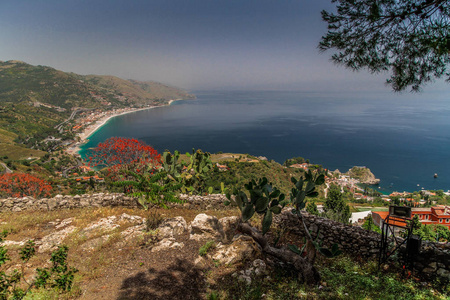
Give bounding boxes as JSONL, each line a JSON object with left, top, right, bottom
{"left": 81, "top": 233, "right": 206, "bottom": 299}
{"left": 0, "top": 206, "right": 241, "bottom": 300}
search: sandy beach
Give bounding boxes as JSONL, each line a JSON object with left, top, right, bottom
{"left": 66, "top": 106, "right": 157, "bottom": 155}
{"left": 79, "top": 106, "right": 156, "bottom": 141}
{"left": 66, "top": 99, "right": 184, "bottom": 156}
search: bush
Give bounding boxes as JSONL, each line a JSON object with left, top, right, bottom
{"left": 0, "top": 173, "right": 52, "bottom": 198}
{"left": 87, "top": 137, "right": 161, "bottom": 178}
{"left": 0, "top": 231, "right": 78, "bottom": 298}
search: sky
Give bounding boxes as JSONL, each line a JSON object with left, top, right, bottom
{"left": 0, "top": 0, "right": 449, "bottom": 93}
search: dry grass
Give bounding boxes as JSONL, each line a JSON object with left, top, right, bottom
{"left": 0, "top": 143, "right": 46, "bottom": 160}
{"left": 0, "top": 128, "right": 17, "bottom": 144}
{"left": 0, "top": 206, "right": 240, "bottom": 288}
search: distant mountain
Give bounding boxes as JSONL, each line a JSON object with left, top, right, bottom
{"left": 0, "top": 60, "right": 194, "bottom": 110}
{"left": 0, "top": 60, "right": 195, "bottom": 150}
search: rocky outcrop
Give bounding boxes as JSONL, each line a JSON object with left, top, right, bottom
{"left": 212, "top": 235, "right": 261, "bottom": 265}
{"left": 2, "top": 193, "right": 448, "bottom": 283}
{"left": 189, "top": 214, "right": 225, "bottom": 242}
{"left": 151, "top": 238, "right": 184, "bottom": 252}
{"left": 1, "top": 213, "right": 147, "bottom": 253}
{"left": 150, "top": 216, "right": 189, "bottom": 252}
{"left": 218, "top": 216, "right": 240, "bottom": 243}
{"left": 157, "top": 216, "right": 189, "bottom": 239}
{"left": 346, "top": 166, "right": 380, "bottom": 185}
{"left": 231, "top": 259, "right": 268, "bottom": 285}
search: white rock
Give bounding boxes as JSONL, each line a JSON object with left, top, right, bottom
{"left": 55, "top": 218, "right": 74, "bottom": 229}
{"left": 252, "top": 259, "right": 267, "bottom": 275}
{"left": 1, "top": 240, "right": 27, "bottom": 247}
{"left": 189, "top": 214, "right": 225, "bottom": 242}
{"left": 81, "top": 235, "right": 110, "bottom": 251}
{"left": 151, "top": 238, "right": 184, "bottom": 252}
{"left": 120, "top": 224, "right": 146, "bottom": 241}
{"left": 82, "top": 216, "right": 120, "bottom": 237}
{"left": 212, "top": 235, "right": 261, "bottom": 265}
{"left": 119, "top": 213, "right": 144, "bottom": 224}
{"left": 37, "top": 225, "right": 77, "bottom": 253}
{"left": 194, "top": 256, "right": 208, "bottom": 269}
{"left": 157, "top": 216, "right": 188, "bottom": 239}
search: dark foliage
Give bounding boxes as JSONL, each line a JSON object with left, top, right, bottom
{"left": 320, "top": 0, "right": 450, "bottom": 91}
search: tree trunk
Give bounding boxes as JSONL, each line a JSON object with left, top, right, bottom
{"left": 238, "top": 222, "right": 321, "bottom": 285}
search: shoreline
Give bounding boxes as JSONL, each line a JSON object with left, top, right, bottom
{"left": 66, "top": 99, "right": 180, "bottom": 156}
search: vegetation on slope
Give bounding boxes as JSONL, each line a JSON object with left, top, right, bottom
{"left": 0, "top": 60, "right": 194, "bottom": 153}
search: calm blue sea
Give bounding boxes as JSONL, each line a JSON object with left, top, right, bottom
{"left": 80, "top": 90, "right": 450, "bottom": 194}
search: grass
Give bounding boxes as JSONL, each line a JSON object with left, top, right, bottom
{"left": 208, "top": 255, "right": 448, "bottom": 299}
{"left": 354, "top": 206, "right": 389, "bottom": 212}
{"left": 1, "top": 203, "right": 448, "bottom": 299}
{"left": 0, "top": 143, "right": 46, "bottom": 161}
{"left": 199, "top": 240, "right": 216, "bottom": 256}
{"left": 0, "top": 127, "right": 17, "bottom": 143}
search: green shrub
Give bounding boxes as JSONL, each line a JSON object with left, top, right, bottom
{"left": 199, "top": 241, "right": 216, "bottom": 256}
{"left": 0, "top": 231, "right": 78, "bottom": 299}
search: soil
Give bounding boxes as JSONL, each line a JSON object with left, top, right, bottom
{"left": 0, "top": 206, "right": 241, "bottom": 300}
{"left": 81, "top": 233, "right": 206, "bottom": 300}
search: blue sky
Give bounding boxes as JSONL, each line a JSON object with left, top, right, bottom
{"left": 0, "top": 0, "right": 448, "bottom": 93}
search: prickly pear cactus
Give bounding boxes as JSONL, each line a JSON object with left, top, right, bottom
{"left": 225, "top": 177, "right": 285, "bottom": 235}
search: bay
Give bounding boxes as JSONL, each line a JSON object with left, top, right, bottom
{"left": 79, "top": 90, "right": 450, "bottom": 194}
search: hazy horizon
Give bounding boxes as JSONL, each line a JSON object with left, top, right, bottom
{"left": 1, "top": 0, "right": 449, "bottom": 95}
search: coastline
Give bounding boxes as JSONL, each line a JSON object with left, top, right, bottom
{"left": 66, "top": 99, "right": 179, "bottom": 156}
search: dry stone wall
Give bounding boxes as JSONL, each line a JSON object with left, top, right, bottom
{"left": 277, "top": 211, "right": 450, "bottom": 283}
{"left": 0, "top": 193, "right": 229, "bottom": 212}
{"left": 0, "top": 193, "right": 139, "bottom": 212}
{"left": 1, "top": 193, "right": 448, "bottom": 282}
{"left": 277, "top": 212, "right": 381, "bottom": 257}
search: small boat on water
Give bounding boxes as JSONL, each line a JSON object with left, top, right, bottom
{"left": 434, "top": 173, "right": 438, "bottom": 178}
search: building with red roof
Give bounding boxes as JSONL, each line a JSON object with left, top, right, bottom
{"left": 372, "top": 205, "right": 450, "bottom": 229}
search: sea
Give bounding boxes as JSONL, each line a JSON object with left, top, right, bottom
{"left": 79, "top": 90, "right": 450, "bottom": 194}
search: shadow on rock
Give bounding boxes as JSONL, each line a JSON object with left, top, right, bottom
{"left": 117, "top": 258, "right": 205, "bottom": 300}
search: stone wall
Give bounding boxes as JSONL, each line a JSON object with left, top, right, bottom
{"left": 0, "top": 193, "right": 229, "bottom": 212}
{"left": 1, "top": 193, "right": 448, "bottom": 282}
{"left": 0, "top": 193, "right": 139, "bottom": 212}
{"left": 277, "top": 211, "right": 450, "bottom": 283}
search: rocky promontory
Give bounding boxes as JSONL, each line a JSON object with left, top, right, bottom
{"left": 345, "top": 166, "right": 380, "bottom": 185}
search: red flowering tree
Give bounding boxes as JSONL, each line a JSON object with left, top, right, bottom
{"left": 87, "top": 137, "right": 161, "bottom": 178}
{"left": 0, "top": 173, "right": 52, "bottom": 198}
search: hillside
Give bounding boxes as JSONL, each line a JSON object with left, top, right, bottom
{"left": 0, "top": 60, "right": 194, "bottom": 152}
{"left": 82, "top": 75, "right": 195, "bottom": 106}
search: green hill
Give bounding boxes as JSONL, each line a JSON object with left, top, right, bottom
{"left": 0, "top": 60, "right": 194, "bottom": 152}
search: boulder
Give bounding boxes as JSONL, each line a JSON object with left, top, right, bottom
{"left": 211, "top": 235, "right": 261, "bottom": 265}
{"left": 157, "top": 216, "right": 188, "bottom": 239}
{"left": 194, "top": 256, "right": 209, "bottom": 269}
{"left": 189, "top": 214, "right": 225, "bottom": 242}
{"left": 219, "top": 216, "right": 240, "bottom": 243}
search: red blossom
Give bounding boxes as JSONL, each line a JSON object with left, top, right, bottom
{"left": 87, "top": 137, "right": 161, "bottom": 178}
{"left": 0, "top": 173, "right": 52, "bottom": 198}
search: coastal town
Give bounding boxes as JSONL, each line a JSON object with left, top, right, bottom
{"left": 65, "top": 104, "right": 167, "bottom": 155}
